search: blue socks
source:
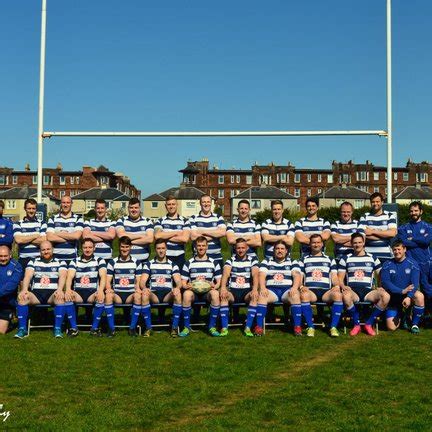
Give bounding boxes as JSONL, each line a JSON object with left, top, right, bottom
{"left": 346, "top": 304, "right": 360, "bottom": 326}
{"left": 290, "top": 304, "right": 302, "bottom": 327}
{"left": 209, "top": 305, "right": 220, "bottom": 329}
{"left": 182, "top": 306, "right": 192, "bottom": 329}
{"left": 246, "top": 306, "right": 257, "bottom": 329}
{"left": 412, "top": 306, "right": 424, "bottom": 326}
{"left": 255, "top": 304, "right": 267, "bottom": 328}
{"left": 365, "top": 305, "right": 384, "bottom": 326}
{"left": 220, "top": 306, "right": 229, "bottom": 329}
{"left": 65, "top": 302, "right": 77, "bottom": 329}
{"left": 91, "top": 303, "right": 104, "bottom": 330}
{"left": 330, "top": 302, "right": 344, "bottom": 328}
{"left": 141, "top": 304, "right": 152, "bottom": 330}
{"left": 105, "top": 305, "right": 115, "bottom": 330}
{"left": 54, "top": 304, "right": 66, "bottom": 329}
{"left": 172, "top": 303, "right": 182, "bottom": 329}
{"left": 17, "top": 304, "right": 29, "bottom": 330}
{"left": 130, "top": 304, "right": 142, "bottom": 329}
{"left": 301, "top": 302, "right": 314, "bottom": 328}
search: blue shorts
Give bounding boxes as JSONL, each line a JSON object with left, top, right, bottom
{"left": 151, "top": 287, "right": 172, "bottom": 303}
{"left": 0, "top": 300, "right": 14, "bottom": 321}
{"left": 74, "top": 288, "right": 97, "bottom": 303}
{"left": 32, "top": 289, "right": 56, "bottom": 304}
{"left": 114, "top": 290, "right": 134, "bottom": 303}
{"left": 309, "top": 288, "right": 328, "bottom": 302}
{"left": 268, "top": 287, "right": 289, "bottom": 302}
{"left": 230, "top": 288, "right": 251, "bottom": 303}
{"left": 352, "top": 286, "right": 372, "bottom": 302}
{"left": 385, "top": 294, "right": 404, "bottom": 319}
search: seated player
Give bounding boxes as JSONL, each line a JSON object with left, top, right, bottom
{"left": 220, "top": 238, "right": 260, "bottom": 337}
{"left": 138, "top": 239, "right": 182, "bottom": 337}
{"left": 420, "top": 255, "right": 432, "bottom": 311}
{"left": 105, "top": 236, "right": 142, "bottom": 337}
{"left": 180, "top": 236, "right": 222, "bottom": 338}
{"left": 381, "top": 240, "right": 424, "bottom": 334}
{"left": 293, "top": 234, "right": 342, "bottom": 337}
{"left": 258, "top": 240, "right": 303, "bottom": 336}
{"left": 15, "top": 241, "right": 68, "bottom": 339}
{"left": 338, "top": 233, "right": 389, "bottom": 336}
{"left": 65, "top": 238, "right": 107, "bottom": 337}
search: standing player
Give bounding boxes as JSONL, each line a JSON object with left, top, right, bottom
{"left": 261, "top": 200, "right": 294, "bottom": 260}
{"left": 116, "top": 198, "right": 154, "bottom": 264}
{"left": 226, "top": 200, "right": 261, "bottom": 259}
{"left": 295, "top": 198, "right": 331, "bottom": 258}
{"left": 46, "top": 195, "right": 84, "bottom": 264}
{"left": 359, "top": 192, "right": 397, "bottom": 263}
{"left": 13, "top": 198, "right": 47, "bottom": 270}
{"left": 0, "top": 200, "right": 13, "bottom": 248}
{"left": 180, "top": 236, "right": 222, "bottom": 337}
{"left": 189, "top": 194, "right": 226, "bottom": 269}
{"left": 381, "top": 240, "right": 424, "bottom": 334}
{"left": 14, "top": 241, "right": 68, "bottom": 339}
{"left": 219, "top": 238, "right": 260, "bottom": 337}
{"left": 154, "top": 195, "right": 190, "bottom": 270}
{"left": 293, "top": 234, "right": 342, "bottom": 337}
{"left": 82, "top": 199, "right": 116, "bottom": 259}
{"left": 338, "top": 233, "right": 389, "bottom": 336}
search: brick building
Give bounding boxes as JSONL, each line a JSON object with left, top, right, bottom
{"left": 179, "top": 158, "right": 432, "bottom": 218}
{"left": 0, "top": 163, "right": 140, "bottom": 199}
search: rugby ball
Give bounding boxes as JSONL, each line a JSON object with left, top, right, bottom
{"left": 191, "top": 280, "right": 212, "bottom": 294}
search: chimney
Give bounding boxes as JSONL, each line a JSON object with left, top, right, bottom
{"left": 25, "top": 163, "right": 31, "bottom": 171}
{"left": 56, "top": 162, "right": 63, "bottom": 170}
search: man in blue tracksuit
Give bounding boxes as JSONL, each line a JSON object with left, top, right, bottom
{"left": 381, "top": 240, "right": 424, "bottom": 334}
{"left": 0, "top": 200, "right": 14, "bottom": 249}
{"left": 0, "top": 245, "right": 23, "bottom": 334}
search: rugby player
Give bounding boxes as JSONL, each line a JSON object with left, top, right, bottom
{"left": 293, "top": 234, "right": 342, "bottom": 337}
{"left": 338, "top": 233, "right": 389, "bottom": 336}
{"left": 180, "top": 236, "right": 222, "bottom": 337}
{"left": 0, "top": 200, "right": 14, "bottom": 249}
{"left": 14, "top": 241, "right": 68, "bottom": 338}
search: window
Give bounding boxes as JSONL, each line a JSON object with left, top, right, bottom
{"left": 230, "top": 189, "right": 236, "bottom": 198}
{"left": 43, "top": 175, "right": 50, "bottom": 185}
{"left": 185, "top": 201, "right": 195, "bottom": 209}
{"left": 393, "top": 172, "right": 398, "bottom": 181}
{"left": 218, "top": 175, "right": 224, "bottom": 184}
{"left": 261, "top": 174, "right": 269, "bottom": 185}
{"left": 6, "top": 200, "right": 16, "bottom": 210}
{"left": 100, "top": 176, "right": 108, "bottom": 185}
{"left": 32, "top": 175, "right": 37, "bottom": 184}
{"left": 327, "top": 174, "right": 333, "bottom": 183}
{"left": 394, "top": 187, "right": 398, "bottom": 193}
{"left": 357, "top": 171, "right": 368, "bottom": 181}
{"left": 151, "top": 201, "right": 159, "bottom": 209}
{"left": 121, "top": 202, "right": 127, "bottom": 209}
{"left": 219, "top": 204, "right": 224, "bottom": 214}
{"left": 236, "top": 175, "right": 241, "bottom": 183}
{"left": 317, "top": 188, "right": 322, "bottom": 194}
{"left": 373, "top": 172, "right": 379, "bottom": 181}
{"left": 354, "top": 200, "right": 364, "bottom": 209}
{"left": 70, "top": 176, "right": 75, "bottom": 185}
{"left": 12, "top": 175, "right": 18, "bottom": 185}
{"left": 76, "top": 177, "right": 80, "bottom": 184}
{"left": 403, "top": 172, "right": 409, "bottom": 181}
{"left": 317, "top": 174, "right": 322, "bottom": 182}
{"left": 279, "top": 173, "right": 287, "bottom": 183}
{"left": 0, "top": 175, "right": 5, "bottom": 185}
{"left": 251, "top": 200, "right": 261, "bottom": 209}
{"left": 294, "top": 188, "right": 300, "bottom": 198}
{"left": 374, "top": 186, "right": 380, "bottom": 193}
{"left": 307, "top": 174, "right": 311, "bottom": 182}
{"left": 86, "top": 200, "right": 96, "bottom": 211}
{"left": 218, "top": 189, "right": 224, "bottom": 199}
{"left": 340, "top": 174, "right": 350, "bottom": 183}
{"left": 59, "top": 176, "right": 65, "bottom": 185}
{"left": 59, "top": 190, "right": 66, "bottom": 198}
{"left": 294, "top": 173, "right": 301, "bottom": 183}
{"left": 246, "top": 175, "right": 252, "bottom": 185}
{"left": 307, "top": 188, "right": 312, "bottom": 196}
{"left": 417, "top": 173, "right": 428, "bottom": 182}
{"left": 189, "top": 175, "right": 196, "bottom": 184}
{"left": 230, "top": 175, "right": 235, "bottom": 184}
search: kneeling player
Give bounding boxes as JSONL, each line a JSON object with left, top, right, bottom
{"left": 220, "top": 238, "right": 260, "bottom": 337}
{"left": 65, "top": 238, "right": 107, "bottom": 337}
{"left": 138, "top": 239, "right": 182, "bottom": 337}
{"left": 293, "top": 234, "right": 342, "bottom": 337}
{"left": 381, "top": 240, "right": 424, "bottom": 334}
{"left": 15, "top": 241, "right": 68, "bottom": 338}
{"left": 258, "top": 240, "right": 303, "bottom": 336}
{"left": 338, "top": 233, "right": 389, "bottom": 336}
{"left": 180, "top": 236, "right": 222, "bottom": 337}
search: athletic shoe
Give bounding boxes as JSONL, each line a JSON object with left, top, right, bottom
{"left": 143, "top": 329, "right": 153, "bottom": 338}
{"left": 253, "top": 326, "right": 264, "bottom": 337}
{"left": 67, "top": 328, "right": 79, "bottom": 338}
{"left": 410, "top": 325, "right": 420, "bottom": 335}
{"left": 209, "top": 327, "right": 220, "bottom": 337}
{"left": 330, "top": 327, "right": 340, "bottom": 338}
{"left": 128, "top": 328, "right": 138, "bottom": 337}
{"left": 89, "top": 328, "right": 102, "bottom": 337}
{"left": 106, "top": 329, "right": 116, "bottom": 338}
{"left": 170, "top": 328, "right": 178, "bottom": 338}
{"left": 349, "top": 325, "right": 361, "bottom": 336}
{"left": 219, "top": 328, "right": 229, "bottom": 337}
{"left": 14, "top": 328, "right": 28, "bottom": 339}
{"left": 293, "top": 326, "right": 302, "bottom": 336}
{"left": 364, "top": 324, "right": 376, "bottom": 336}
{"left": 306, "top": 327, "right": 315, "bottom": 337}
{"left": 54, "top": 328, "right": 63, "bottom": 338}
{"left": 179, "top": 328, "right": 190, "bottom": 338}
{"left": 244, "top": 327, "right": 254, "bottom": 337}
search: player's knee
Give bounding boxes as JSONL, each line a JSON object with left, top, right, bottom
{"left": 208, "top": 290, "right": 220, "bottom": 305}
{"left": 414, "top": 291, "right": 425, "bottom": 305}
{"left": 380, "top": 291, "right": 390, "bottom": 305}
{"left": 300, "top": 292, "right": 309, "bottom": 302}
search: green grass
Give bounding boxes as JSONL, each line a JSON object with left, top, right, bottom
{"left": 1, "top": 328, "right": 431, "bottom": 431}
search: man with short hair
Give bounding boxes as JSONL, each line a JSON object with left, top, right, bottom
{"left": 338, "top": 233, "right": 389, "bottom": 336}
{"left": 360, "top": 192, "right": 397, "bottom": 263}
{"left": 381, "top": 240, "right": 424, "bottom": 334}
{"left": 46, "top": 195, "right": 84, "bottom": 264}
{"left": 154, "top": 195, "right": 190, "bottom": 270}
{"left": 82, "top": 199, "right": 116, "bottom": 259}
{"left": 295, "top": 197, "right": 331, "bottom": 258}
{"left": 0, "top": 245, "right": 23, "bottom": 334}
{"left": 0, "top": 200, "right": 13, "bottom": 249}
{"left": 14, "top": 241, "right": 68, "bottom": 339}
{"left": 116, "top": 197, "right": 154, "bottom": 264}
{"left": 261, "top": 200, "right": 294, "bottom": 260}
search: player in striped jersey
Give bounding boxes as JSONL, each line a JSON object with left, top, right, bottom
{"left": 82, "top": 199, "right": 116, "bottom": 259}
{"left": 65, "top": 238, "right": 107, "bottom": 337}
{"left": 293, "top": 234, "right": 342, "bottom": 337}
{"left": 154, "top": 195, "right": 190, "bottom": 270}
{"left": 46, "top": 195, "right": 84, "bottom": 264}
{"left": 295, "top": 198, "right": 331, "bottom": 257}
{"left": 261, "top": 200, "right": 294, "bottom": 260}
{"left": 338, "top": 233, "right": 389, "bottom": 336}
{"left": 331, "top": 201, "right": 364, "bottom": 263}
{"left": 220, "top": 238, "right": 260, "bottom": 337}
{"left": 226, "top": 200, "right": 261, "bottom": 259}
{"left": 189, "top": 194, "right": 226, "bottom": 268}
{"left": 180, "top": 236, "right": 222, "bottom": 337}
{"left": 105, "top": 236, "right": 142, "bottom": 337}
{"left": 359, "top": 192, "right": 397, "bottom": 263}
{"left": 13, "top": 198, "right": 47, "bottom": 269}
{"left": 116, "top": 197, "right": 154, "bottom": 263}
{"left": 137, "top": 239, "right": 182, "bottom": 337}
{"left": 258, "top": 240, "right": 303, "bottom": 336}
{"left": 14, "top": 241, "right": 68, "bottom": 339}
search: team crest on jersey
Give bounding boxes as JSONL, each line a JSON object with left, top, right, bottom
{"left": 420, "top": 229, "right": 426, "bottom": 234}
{"left": 129, "top": 269, "right": 134, "bottom": 274}
{"left": 212, "top": 222, "right": 217, "bottom": 227}
{"left": 7, "top": 270, "right": 12, "bottom": 276}
{"left": 206, "top": 268, "right": 212, "bottom": 273}
{"left": 248, "top": 228, "right": 253, "bottom": 232}
{"left": 312, "top": 269, "right": 323, "bottom": 281}
{"left": 405, "top": 268, "right": 411, "bottom": 274}
{"left": 90, "top": 267, "right": 96, "bottom": 272}
{"left": 51, "top": 267, "right": 56, "bottom": 272}
{"left": 69, "top": 223, "right": 75, "bottom": 227}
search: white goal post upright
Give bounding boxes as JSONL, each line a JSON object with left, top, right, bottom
{"left": 36, "top": 0, "right": 393, "bottom": 203}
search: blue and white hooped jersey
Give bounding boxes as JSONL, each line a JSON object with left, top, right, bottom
{"left": 69, "top": 256, "right": 107, "bottom": 290}
{"left": 28, "top": 258, "right": 67, "bottom": 290}
{"left": 295, "top": 254, "right": 337, "bottom": 290}
{"left": 154, "top": 215, "right": 190, "bottom": 258}
{"left": 107, "top": 257, "right": 142, "bottom": 292}
{"left": 142, "top": 258, "right": 180, "bottom": 290}
{"left": 227, "top": 218, "right": 261, "bottom": 258}
{"left": 13, "top": 218, "right": 47, "bottom": 259}
{"left": 338, "top": 253, "right": 381, "bottom": 291}
{"left": 224, "top": 255, "right": 259, "bottom": 290}
{"left": 330, "top": 219, "right": 364, "bottom": 258}
{"left": 116, "top": 216, "right": 154, "bottom": 262}
{"left": 46, "top": 213, "right": 84, "bottom": 261}
{"left": 261, "top": 218, "right": 295, "bottom": 259}
{"left": 181, "top": 257, "right": 222, "bottom": 283}
{"left": 259, "top": 258, "right": 299, "bottom": 291}
{"left": 189, "top": 213, "right": 226, "bottom": 260}
{"left": 294, "top": 217, "right": 331, "bottom": 257}
{"left": 359, "top": 211, "right": 397, "bottom": 260}
{"left": 84, "top": 218, "right": 116, "bottom": 259}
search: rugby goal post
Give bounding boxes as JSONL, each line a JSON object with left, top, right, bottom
{"left": 36, "top": 0, "right": 393, "bottom": 203}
